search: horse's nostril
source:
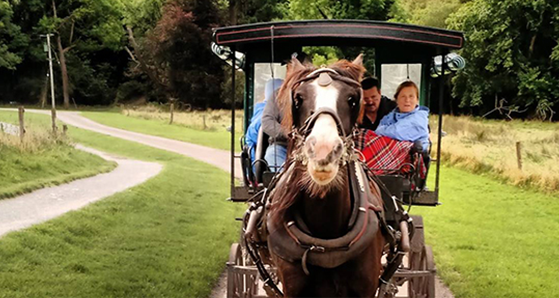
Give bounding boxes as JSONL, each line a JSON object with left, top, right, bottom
{"left": 307, "top": 136, "right": 317, "bottom": 148}
{"left": 335, "top": 142, "right": 343, "bottom": 155}
{"left": 306, "top": 136, "right": 317, "bottom": 155}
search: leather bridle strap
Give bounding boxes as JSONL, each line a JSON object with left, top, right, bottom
{"left": 299, "top": 107, "right": 346, "bottom": 137}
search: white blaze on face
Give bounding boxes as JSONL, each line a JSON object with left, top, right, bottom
{"left": 304, "top": 80, "right": 344, "bottom": 185}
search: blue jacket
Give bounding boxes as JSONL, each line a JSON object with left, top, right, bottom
{"left": 246, "top": 102, "right": 266, "bottom": 159}
{"left": 376, "top": 106, "right": 430, "bottom": 151}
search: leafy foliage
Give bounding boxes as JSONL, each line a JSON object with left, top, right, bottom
{"left": 390, "top": 0, "right": 463, "bottom": 28}
{"left": 138, "top": 0, "right": 225, "bottom": 108}
{"left": 448, "top": 0, "right": 559, "bottom": 119}
{"left": 0, "top": 0, "right": 25, "bottom": 69}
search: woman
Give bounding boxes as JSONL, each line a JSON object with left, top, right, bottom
{"left": 376, "top": 81, "right": 429, "bottom": 151}
{"left": 354, "top": 80, "right": 429, "bottom": 176}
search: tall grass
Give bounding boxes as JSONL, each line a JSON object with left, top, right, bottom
{"left": 0, "top": 123, "right": 68, "bottom": 153}
{"left": 121, "top": 104, "right": 243, "bottom": 133}
{"left": 431, "top": 115, "right": 559, "bottom": 192}
{"left": 0, "top": 112, "right": 115, "bottom": 199}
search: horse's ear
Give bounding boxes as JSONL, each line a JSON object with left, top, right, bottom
{"left": 287, "top": 57, "right": 306, "bottom": 75}
{"left": 352, "top": 54, "right": 364, "bottom": 67}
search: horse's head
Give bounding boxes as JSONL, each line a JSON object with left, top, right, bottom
{"left": 278, "top": 55, "right": 365, "bottom": 190}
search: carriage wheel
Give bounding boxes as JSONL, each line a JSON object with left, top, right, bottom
{"left": 407, "top": 244, "right": 436, "bottom": 298}
{"left": 405, "top": 215, "right": 435, "bottom": 298}
{"left": 227, "top": 243, "right": 259, "bottom": 298}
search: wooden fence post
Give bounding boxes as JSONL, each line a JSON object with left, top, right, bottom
{"left": 18, "top": 106, "right": 25, "bottom": 142}
{"left": 202, "top": 115, "right": 208, "bottom": 130}
{"left": 62, "top": 124, "right": 68, "bottom": 136}
{"left": 516, "top": 141, "right": 523, "bottom": 170}
{"left": 169, "top": 99, "right": 175, "bottom": 124}
{"left": 51, "top": 108, "right": 57, "bottom": 134}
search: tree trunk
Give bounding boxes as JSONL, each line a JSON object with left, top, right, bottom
{"left": 229, "top": 0, "right": 237, "bottom": 25}
{"left": 56, "top": 35, "right": 70, "bottom": 109}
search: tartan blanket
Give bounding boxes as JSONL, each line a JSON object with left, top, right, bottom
{"left": 353, "top": 129, "right": 426, "bottom": 178}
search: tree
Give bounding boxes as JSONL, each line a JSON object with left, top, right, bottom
{"left": 126, "top": 0, "right": 226, "bottom": 108}
{"left": 390, "top": 0, "right": 463, "bottom": 29}
{"left": 287, "top": 0, "right": 395, "bottom": 72}
{"left": 0, "top": 0, "right": 25, "bottom": 70}
{"left": 288, "top": 0, "right": 393, "bottom": 20}
{"left": 39, "top": 0, "right": 124, "bottom": 108}
{"left": 448, "top": 0, "right": 559, "bottom": 119}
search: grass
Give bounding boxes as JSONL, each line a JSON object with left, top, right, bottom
{"left": 0, "top": 111, "right": 115, "bottom": 199}
{"left": 431, "top": 115, "right": 559, "bottom": 193}
{"left": 0, "top": 111, "right": 244, "bottom": 297}
{"left": 82, "top": 109, "right": 242, "bottom": 151}
{"left": 415, "top": 166, "right": 559, "bottom": 298}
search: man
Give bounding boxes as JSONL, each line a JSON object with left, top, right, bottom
{"left": 360, "top": 77, "right": 396, "bottom": 130}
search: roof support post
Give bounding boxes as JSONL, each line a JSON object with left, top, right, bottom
{"left": 231, "top": 48, "right": 236, "bottom": 198}
{"left": 435, "top": 48, "right": 447, "bottom": 196}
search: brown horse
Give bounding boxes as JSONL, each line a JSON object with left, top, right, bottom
{"left": 266, "top": 56, "right": 385, "bottom": 297}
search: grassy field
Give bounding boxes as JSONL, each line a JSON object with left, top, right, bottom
{"left": 97, "top": 107, "right": 559, "bottom": 193}
{"left": 431, "top": 115, "right": 559, "bottom": 193}
{"left": 416, "top": 167, "right": 559, "bottom": 298}
{"left": 80, "top": 108, "right": 559, "bottom": 297}
{"left": 0, "top": 112, "right": 243, "bottom": 297}
{"left": 82, "top": 109, "right": 242, "bottom": 151}
{"left": 0, "top": 111, "right": 115, "bottom": 199}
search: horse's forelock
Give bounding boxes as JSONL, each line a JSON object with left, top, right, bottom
{"left": 278, "top": 64, "right": 316, "bottom": 133}
{"left": 329, "top": 59, "right": 366, "bottom": 82}
{"left": 329, "top": 59, "right": 366, "bottom": 126}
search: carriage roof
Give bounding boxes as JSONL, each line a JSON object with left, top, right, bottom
{"left": 212, "top": 19, "right": 464, "bottom": 54}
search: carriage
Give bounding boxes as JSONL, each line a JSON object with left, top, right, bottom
{"left": 212, "top": 19, "right": 464, "bottom": 298}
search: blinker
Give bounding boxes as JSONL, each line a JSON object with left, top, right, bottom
{"left": 318, "top": 72, "right": 333, "bottom": 87}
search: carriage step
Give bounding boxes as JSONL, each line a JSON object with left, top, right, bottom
{"left": 406, "top": 190, "right": 439, "bottom": 206}
{"left": 393, "top": 269, "right": 436, "bottom": 278}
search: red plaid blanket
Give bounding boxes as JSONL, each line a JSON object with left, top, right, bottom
{"left": 354, "top": 129, "right": 426, "bottom": 178}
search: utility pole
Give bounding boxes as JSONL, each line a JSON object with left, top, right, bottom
{"left": 41, "top": 33, "right": 57, "bottom": 134}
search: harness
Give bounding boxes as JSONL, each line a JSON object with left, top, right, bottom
{"left": 244, "top": 68, "right": 411, "bottom": 297}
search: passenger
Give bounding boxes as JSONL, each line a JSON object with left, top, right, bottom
{"left": 360, "top": 77, "right": 396, "bottom": 130}
{"left": 262, "top": 80, "right": 288, "bottom": 173}
{"left": 375, "top": 81, "right": 429, "bottom": 151}
{"left": 245, "top": 78, "right": 284, "bottom": 163}
{"left": 262, "top": 52, "right": 312, "bottom": 172}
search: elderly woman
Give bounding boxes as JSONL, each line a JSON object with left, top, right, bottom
{"left": 376, "top": 81, "right": 429, "bottom": 151}
{"left": 355, "top": 80, "right": 429, "bottom": 176}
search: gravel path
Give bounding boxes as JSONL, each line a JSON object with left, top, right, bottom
{"left": 23, "top": 109, "right": 242, "bottom": 177}
{"left": 0, "top": 144, "right": 162, "bottom": 237}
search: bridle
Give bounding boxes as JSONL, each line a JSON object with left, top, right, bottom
{"left": 288, "top": 67, "right": 364, "bottom": 166}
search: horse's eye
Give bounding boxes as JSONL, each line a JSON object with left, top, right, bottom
{"left": 294, "top": 94, "right": 304, "bottom": 109}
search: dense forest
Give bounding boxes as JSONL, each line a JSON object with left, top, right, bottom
{"left": 0, "top": 0, "right": 557, "bottom": 120}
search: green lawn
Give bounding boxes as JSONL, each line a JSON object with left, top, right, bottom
{"left": 3, "top": 110, "right": 558, "bottom": 297}
{"left": 416, "top": 168, "right": 559, "bottom": 298}
{"left": 0, "top": 113, "right": 243, "bottom": 297}
{"left": 82, "top": 111, "right": 239, "bottom": 151}
{"left": 0, "top": 111, "right": 115, "bottom": 199}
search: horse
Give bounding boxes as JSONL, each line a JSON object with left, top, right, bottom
{"left": 265, "top": 55, "right": 386, "bottom": 297}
